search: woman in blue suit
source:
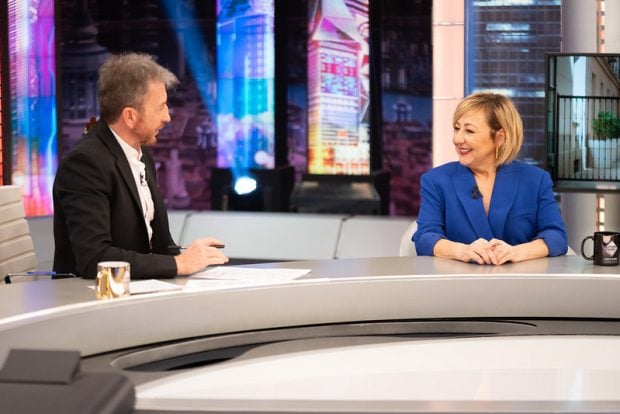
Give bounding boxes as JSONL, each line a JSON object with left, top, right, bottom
{"left": 413, "top": 92, "right": 568, "bottom": 265}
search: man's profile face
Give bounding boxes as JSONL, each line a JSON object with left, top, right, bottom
{"left": 133, "top": 80, "right": 171, "bottom": 146}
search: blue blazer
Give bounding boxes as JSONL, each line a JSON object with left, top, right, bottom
{"left": 413, "top": 161, "right": 568, "bottom": 257}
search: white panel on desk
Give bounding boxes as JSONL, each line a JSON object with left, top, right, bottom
{"left": 336, "top": 216, "right": 415, "bottom": 259}
{"left": 180, "top": 211, "right": 346, "bottom": 260}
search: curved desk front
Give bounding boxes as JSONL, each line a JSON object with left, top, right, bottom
{"left": 1, "top": 256, "right": 620, "bottom": 413}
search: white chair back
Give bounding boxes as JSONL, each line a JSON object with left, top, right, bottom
{"left": 399, "top": 220, "right": 418, "bottom": 256}
{"left": 181, "top": 211, "right": 346, "bottom": 261}
{"left": 336, "top": 216, "right": 415, "bottom": 259}
{"left": 0, "top": 186, "right": 37, "bottom": 280}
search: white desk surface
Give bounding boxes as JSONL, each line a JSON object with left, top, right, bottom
{"left": 0, "top": 255, "right": 618, "bottom": 320}
{"left": 2, "top": 255, "right": 620, "bottom": 413}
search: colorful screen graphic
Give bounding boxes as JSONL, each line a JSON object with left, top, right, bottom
{"left": 307, "top": 0, "right": 370, "bottom": 175}
{"left": 216, "top": 0, "right": 275, "bottom": 172}
{"left": 321, "top": 54, "right": 357, "bottom": 95}
{"left": 8, "top": 0, "right": 57, "bottom": 215}
{"left": 0, "top": 51, "right": 3, "bottom": 185}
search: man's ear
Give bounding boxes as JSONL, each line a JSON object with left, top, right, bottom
{"left": 121, "top": 107, "right": 137, "bottom": 128}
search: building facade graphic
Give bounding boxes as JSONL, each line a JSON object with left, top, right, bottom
{"left": 307, "top": 0, "right": 369, "bottom": 175}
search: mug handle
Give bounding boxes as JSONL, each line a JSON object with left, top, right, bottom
{"left": 580, "top": 236, "right": 594, "bottom": 260}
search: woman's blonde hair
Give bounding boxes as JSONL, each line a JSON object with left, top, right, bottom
{"left": 453, "top": 92, "right": 523, "bottom": 165}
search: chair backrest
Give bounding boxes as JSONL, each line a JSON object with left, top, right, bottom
{"left": 180, "top": 211, "right": 346, "bottom": 261}
{"left": 0, "top": 186, "right": 37, "bottom": 278}
{"left": 335, "top": 216, "right": 416, "bottom": 259}
{"left": 398, "top": 220, "right": 418, "bottom": 256}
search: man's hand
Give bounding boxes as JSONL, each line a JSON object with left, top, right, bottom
{"left": 174, "top": 238, "right": 229, "bottom": 275}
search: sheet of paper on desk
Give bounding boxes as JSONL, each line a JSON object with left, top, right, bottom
{"left": 190, "top": 266, "right": 310, "bottom": 284}
{"left": 130, "top": 279, "right": 183, "bottom": 295}
{"left": 184, "top": 278, "right": 261, "bottom": 290}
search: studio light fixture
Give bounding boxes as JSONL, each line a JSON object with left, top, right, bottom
{"left": 233, "top": 175, "right": 258, "bottom": 196}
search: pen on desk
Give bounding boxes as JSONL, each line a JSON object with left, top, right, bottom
{"left": 4, "top": 271, "right": 76, "bottom": 284}
{"left": 168, "top": 243, "right": 225, "bottom": 250}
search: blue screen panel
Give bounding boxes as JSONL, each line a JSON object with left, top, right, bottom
{"left": 216, "top": 0, "right": 275, "bottom": 172}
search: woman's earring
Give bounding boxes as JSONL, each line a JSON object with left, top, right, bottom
{"left": 495, "top": 146, "right": 499, "bottom": 160}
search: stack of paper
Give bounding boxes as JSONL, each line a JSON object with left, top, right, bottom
{"left": 185, "top": 266, "right": 312, "bottom": 290}
{"left": 130, "top": 279, "right": 183, "bottom": 294}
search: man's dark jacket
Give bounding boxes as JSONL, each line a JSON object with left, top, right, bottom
{"left": 53, "top": 120, "right": 179, "bottom": 279}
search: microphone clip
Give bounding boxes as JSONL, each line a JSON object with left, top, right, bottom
{"left": 139, "top": 171, "right": 147, "bottom": 187}
{"left": 471, "top": 186, "right": 481, "bottom": 199}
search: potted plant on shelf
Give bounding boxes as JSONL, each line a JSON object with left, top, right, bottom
{"left": 589, "top": 111, "right": 620, "bottom": 169}
{"left": 593, "top": 111, "right": 620, "bottom": 139}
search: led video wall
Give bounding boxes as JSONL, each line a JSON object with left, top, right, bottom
{"left": 307, "top": 0, "right": 370, "bottom": 175}
{"left": 0, "top": 50, "right": 3, "bottom": 185}
{"left": 7, "top": 0, "right": 57, "bottom": 215}
{"left": 216, "top": 0, "right": 275, "bottom": 173}
{"left": 4, "top": 0, "right": 431, "bottom": 217}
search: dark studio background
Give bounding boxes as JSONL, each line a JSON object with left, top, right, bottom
{"left": 57, "top": 0, "right": 432, "bottom": 216}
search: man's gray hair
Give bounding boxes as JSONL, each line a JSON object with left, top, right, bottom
{"left": 97, "top": 52, "right": 179, "bottom": 123}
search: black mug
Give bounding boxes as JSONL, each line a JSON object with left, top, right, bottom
{"left": 580, "top": 231, "right": 620, "bottom": 266}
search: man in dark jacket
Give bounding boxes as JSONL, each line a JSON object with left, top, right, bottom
{"left": 53, "top": 53, "right": 227, "bottom": 278}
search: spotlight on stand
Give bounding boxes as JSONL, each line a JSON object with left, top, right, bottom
{"left": 233, "top": 175, "right": 258, "bottom": 195}
{"left": 211, "top": 166, "right": 295, "bottom": 212}
{"left": 226, "top": 173, "right": 261, "bottom": 211}
{"left": 223, "top": 170, "right": 259, "bottom": 210}
{"left": 290, "top": 171, "right": 391, "bottom": 215}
